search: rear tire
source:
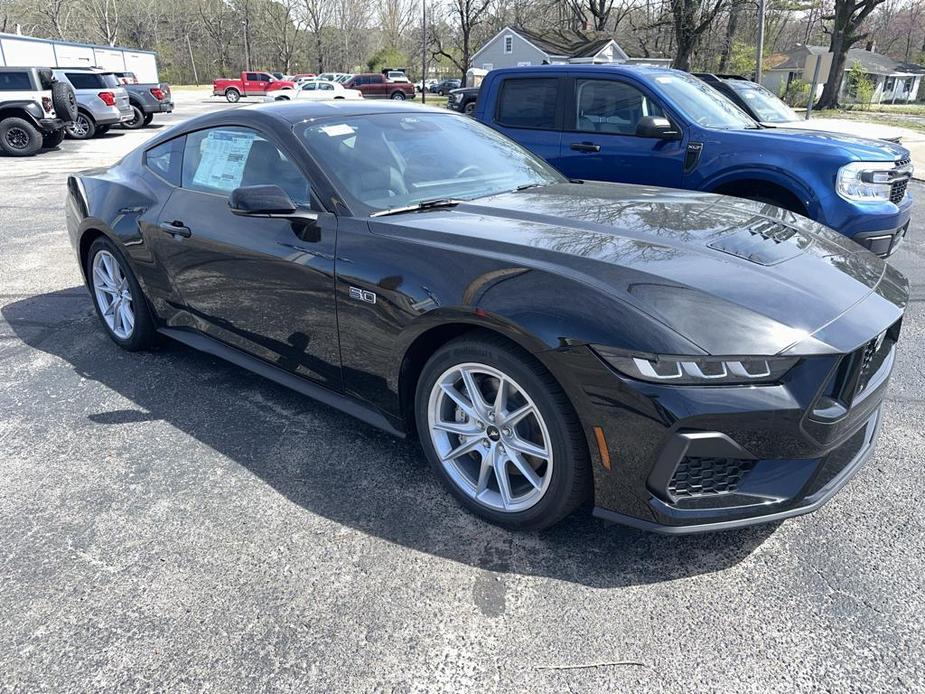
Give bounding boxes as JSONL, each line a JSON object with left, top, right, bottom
{"left": 42, "top": 129, "right": 66, "bottom": 149}
{"left": 390, "top": 91, "right": 406, "bottom": 100}
{"left": 65, "top": 112, "right": 96, "bottom": 140}
{"left": 86, "top": 236, "right": 159, "bottom": 351}
{"left": 415, "top": 333, "right": 591, "bottom": 530}
{"left": 0, "top": 117, "right": 42, "bottom": 156}
{"left": 142, "top": 113, "right": 154, "bottom": 126}
{"left": 121, "top": 104, "right": 146, "bottom": 129}
{"left": 225, "top": 88, "right": 241, "bottom": 103}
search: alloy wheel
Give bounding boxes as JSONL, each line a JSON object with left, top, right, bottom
{"left": 4, "top": 126, "right": 29, "bottom": 150}
{"left": 427, "top": 362, "right": 553, "bottom": 513}
{"left": 67, "top": 115, "right": 89, "bottom": 138}
{"left": 92, "top": 250, "right": 135, "bottom": 340}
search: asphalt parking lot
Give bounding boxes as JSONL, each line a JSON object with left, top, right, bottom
{"left": 1, "top": 92, "right": 924, "bottom": 692}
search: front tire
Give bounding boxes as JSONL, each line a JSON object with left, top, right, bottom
{"left": 65, "top": 112, "right": 96, "bottom": 140}
{"left": 86, "top": 237, "right": 158, "bottom": 351}
{"left": 0, "top": 117, "right": 42, "bottom": 156}
{"left": 415, "top": 333, "right": 590, "bottom": 530}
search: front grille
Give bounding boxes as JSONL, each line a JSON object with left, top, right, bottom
{"left": 890, "top": 157, "right": 911, "bottom": 203}
{"left": 828, "top": 319, "right": 901, "bottom": 406}
{"left": 890, "top": 179, "right": 907, "bottom": 204}
{"left": 668, "top": 457, "right": 756, "bottom": 498}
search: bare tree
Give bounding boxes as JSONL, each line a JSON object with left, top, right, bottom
{"left": 433, "top": 0, "right": 494, "bottom": 81}
{"left": 816, "top": 0, "right": 891, "bottom": 109}
{"left": 669, "top": 0, "right": 727, "bottom": 70}
{"left": 378, "top": 0, "right": 416, "bottom": 50}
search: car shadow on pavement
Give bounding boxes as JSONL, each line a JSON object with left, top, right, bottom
{"left": 2, "top": 287, "right": 777, "bottom": 588}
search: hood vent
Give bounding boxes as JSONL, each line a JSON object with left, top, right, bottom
{"left": 707, "top": 216, "right": 808, "bottom": 266}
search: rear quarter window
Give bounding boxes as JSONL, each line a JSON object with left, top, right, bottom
{"left": 0, "top": 72, "right": 33, "bottom": 91}
{"left": 64, "top": 72, "right": 106, "bottom": 89}
{"left": 496, "top": 78, "right": 558, "bottom": 129}
{"left": 144, "top": 137, "right": 185, "bottom": 186}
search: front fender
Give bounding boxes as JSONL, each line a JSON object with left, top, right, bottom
{"left": 697, "top": 166, "right": 824, "bottom": 221}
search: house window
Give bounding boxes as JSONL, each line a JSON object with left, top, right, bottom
{"left": 504, "top": 35, "right": 513, "bottom": 54}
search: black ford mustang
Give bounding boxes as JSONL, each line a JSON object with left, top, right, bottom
{"left": 66, "top": 101, "right": 908, "bottom": 533}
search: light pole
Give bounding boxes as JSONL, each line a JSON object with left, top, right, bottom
{"left": 755, "top": 0, "right": 766, "bottom": 84}
{"left": 421, "top": 0, "right": 427, "bottom": 104}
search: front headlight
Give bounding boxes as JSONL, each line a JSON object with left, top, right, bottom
{"left": 594, "top": 347, "right": 799, "bottom": 385}
{"left": 836, "top": 161, "right": 896, "bottom": 202}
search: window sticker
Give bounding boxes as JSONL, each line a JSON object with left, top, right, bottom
{"left": 320, "top": 123, "right": 355, "bottom": 137}
{"left": 192, "top": 130, "right": 255, "bottom": 191}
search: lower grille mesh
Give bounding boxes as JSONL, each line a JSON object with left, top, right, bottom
{"left": 668, "top": 457, "right": 756, "bottom": 498}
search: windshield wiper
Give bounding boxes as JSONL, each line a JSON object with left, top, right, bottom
{"left": 514, "top": 182, "right": 546, "bottom": 192}
{"left": 369, "top": 198, "right": 463, "bottom": 218}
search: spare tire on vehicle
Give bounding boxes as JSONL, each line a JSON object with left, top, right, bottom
{"left": 52, "top": 80, "right": 78, "bottom": 122}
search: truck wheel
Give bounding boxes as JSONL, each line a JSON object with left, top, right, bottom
{"left": 52, "top": 81, "right": 78, "bottom": 122}
{"left": 42, "top": 129, "right": 66, "bottom": 149}
{"left": 96, "top": 125, "right": 111, "bottom": 136}
{"left": 464, "top": 101, "right": 476, "bottom": 116}
{"left": 142, "top": 113, "right": 154, "bottom": 126}
{"left": 274, "top": 94, "right": 290, "bottom": 101}
{"left": 390, "top": 91, "right": 406, "bottom": 100}
{"left": 65, "top": 112, "right": 96, "bottom": 140}
{"left": 0, "top": 117, "right": 42, "bottom": 156}
{"left": 225, "top": 88, "right": 241, "bottom": 103}
{"left": 121, "top": 104, "right": 146, "bottom": 129}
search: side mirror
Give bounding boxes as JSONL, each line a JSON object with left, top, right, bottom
{"left": 229, "top": 185, "right": 317, "bottom": 221}
{"left": 635, "top": 116, "right": 681, "bottom": 140}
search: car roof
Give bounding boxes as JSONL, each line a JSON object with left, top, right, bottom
{"left": 254, "top": 100, "right": 450, "bottom": 123}
{"left": 487, "top": 63, "right": 677, "bottom": 78}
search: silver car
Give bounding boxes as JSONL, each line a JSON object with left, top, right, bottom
{"left": 53, "top": 68, "right": 132, "bottom": 140}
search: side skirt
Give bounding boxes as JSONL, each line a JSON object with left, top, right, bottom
{"left": 159, "top": 327, "right": 408, "bottom": 439}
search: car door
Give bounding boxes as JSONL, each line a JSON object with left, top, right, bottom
{"left": 297, "top": 82, "right": 318, "bottom": 100}
{"left": 368, "top": 75, "right": 387, "bottom": 98}
{"left": 152, "top": 125, "right": 341, "bottom": 386}
{"left": 242, "top": 72, "right": 261, "bottom": 96}
{"left": 488, "top": 76, "right": 564, "bottom": 168}
{"left": 558, "top": 76, "right": 686, "bottom": 187}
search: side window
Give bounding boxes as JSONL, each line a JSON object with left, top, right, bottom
{"left": 0, "top": 71, "right": 32, "bottom": 91}
{"left": 320, "top": 83, "right": 333, "bottom": 90}
{"left": 181, "top": 127, "right": 311, "bottom": 205}
{"left": 144, "top": 136, "right": 185, "bottom": 186}
{"left": 496, "top": 78, "right": 559, "bottom": 130}
{"left": 65, "top": 72, "right": 104, "bottom": 89}
{"left": 304, "top": 82, "right": 317, "bottom": 91}
{"left": 246, "top": 73, "right": 259, "bottom": 81}
{"left": 575, "top": 79, "right": 664, "bottom": 135}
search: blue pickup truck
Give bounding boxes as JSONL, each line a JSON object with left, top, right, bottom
{"left": 474, "top": 65, "right": 914, "bottom": 256}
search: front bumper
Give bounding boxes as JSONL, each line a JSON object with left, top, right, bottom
{"left": 820, "top": 187, "right": 913, "bottom": 256}
{"left": 550, "top": 318, "right": 902, "bottom": 534}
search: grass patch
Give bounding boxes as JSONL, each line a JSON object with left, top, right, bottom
{"left": 813, "top": 109, "right": 925, "bottom": 134}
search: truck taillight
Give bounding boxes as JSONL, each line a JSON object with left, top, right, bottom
{"left": 150, "top": 87, "right": 165, "bottom": 101}
{"left": 42, "top": 97, "right": 53, "bottom": 113}
{"left": 98, "top": 91, "right": 116, "bottom": 106}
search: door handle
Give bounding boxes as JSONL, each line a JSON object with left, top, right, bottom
{"left": 159, "top": 221, "right": 191, "bottom": 238}
{"left": 570, "top": 142, "right": 601, "bottom": 153}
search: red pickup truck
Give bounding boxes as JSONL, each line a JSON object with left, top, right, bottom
{"left": 341, "top": 74, "right": 416, "bottom": 100}
{"left": 212, "top": 72, "right": 296, "bottom": 102}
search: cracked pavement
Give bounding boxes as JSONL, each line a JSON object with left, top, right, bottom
{"left": 0, "top": 90, "right": 923, "bottom": 692}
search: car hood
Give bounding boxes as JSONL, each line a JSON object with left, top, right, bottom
{"left": 763, "top": 119, "right": 907, "bottom": 144}
{"left": 371, "top": 181, "right": 908, "bottom": 356}
{"left": 732, "top": 125, "right": 909, "bottom": 161}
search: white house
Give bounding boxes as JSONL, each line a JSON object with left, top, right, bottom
{"left": 470, "top": 26, "right": 668, "bottom": 73}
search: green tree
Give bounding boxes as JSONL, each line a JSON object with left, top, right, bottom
{"left": 366, "top": 46, "right": 409, "bottom": 73}
{"left": 846, "top": 61, "right": 874, "bottom": 109}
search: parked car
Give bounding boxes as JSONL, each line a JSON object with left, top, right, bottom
{"left": 66, "top": 102, "right": 908, "bottom": 533}
{"left": 317, "top": 72, "right": 349, "bottom": 82}
{"left": 264, "top": 80, "right": 362, "bottom": 101}
{"left": 0, "top": 66, "right": 76, "bottom": 156}
{"left": 382, "top": 69, "right": 410, "bottom": 83}
{"left": 416, "top": 79, "right": 438, "bottom": 93}
{"left": 475, "top": 65, "right": 914, "bottom": 257}
{"left": 341, "top": 73, "right": 415, "bottom": 100}
{"left": 212, "top": 71, "right": 296, "bottom": 102}
{"left": 291, "top": 73, "right": 317, "bottom": 82}
{"left": 431, "top": 79, "right": 461, "bottom": 95}
{"left": 110, "top": 72, "right": 174, "bottom": 129}
{"left": 53, "top": 67, "right": 132, "bottom": 140}
{"left": 448, "top": 86, "right": 479, "bottom": 115}
{"left": 695, "top": 73, "right": 905, "bottom": 143}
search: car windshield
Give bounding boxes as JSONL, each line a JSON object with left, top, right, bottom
{"left": 297, "top": 112, "right": 564, "bottom": 214}
{"left": 656, "top": 73, "right": 757, "bottom": 129}
{"left": 730, "top": 83, "right": 798, "bottom": 123}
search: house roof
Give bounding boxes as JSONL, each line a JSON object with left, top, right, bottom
{"left": 475, "top": 26, "right": 625, "bottom": 61}
{"left": 768, "top": 44, "right": 918, "bottom": 76}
